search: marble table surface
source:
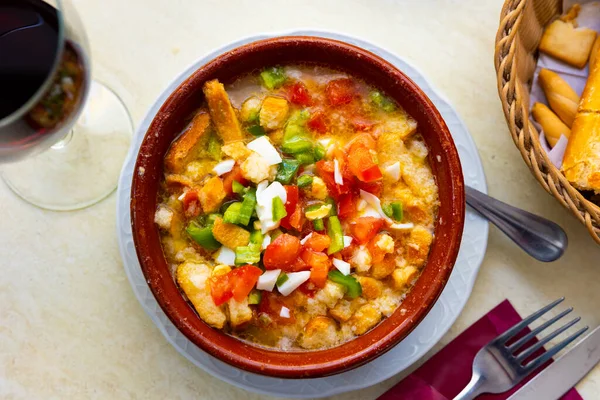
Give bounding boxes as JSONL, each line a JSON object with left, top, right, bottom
{"left": 2, "top": 0, "right": 600, "bottom": 398}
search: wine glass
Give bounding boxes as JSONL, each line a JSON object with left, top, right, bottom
{"left": 0, "top": 0, "right": 132, "bottom": 210}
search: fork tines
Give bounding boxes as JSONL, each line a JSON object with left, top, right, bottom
{"left": 493, "top": 298, "right": 589, "bottom": 373}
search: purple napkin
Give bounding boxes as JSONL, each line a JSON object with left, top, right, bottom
{"left": 378, "top": 300, "right": 582, "bottom": 400}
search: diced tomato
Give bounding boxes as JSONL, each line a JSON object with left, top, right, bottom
{"left": 298, "top": 281, "right": 318, "bottom": 297}
{"left": 357, "top": 179, "right": 383, "bottom": 197}
{"left": 287, "top": 256, "right": 311, "bottom": 272}
{"left": 182, "top": 190, "right": 201, "bottom": 218}
{"left": 231, "top": 266, "right": 262, "bottom": 302}
{"left": 307, "top": 111, "right": 327, "bottom": 134}
{"left": 209, "top": 265, "right": 262, "bottom": 306}
{"left": 349, "top": 217, "right": 384, "bottom": 245}
{"left": 337, "top": 193, "right": 355, "bottom": 220}
{"left": 341, "top": 242, "right": 358, "bottom": 259}
{"left": 325, "top": 78, "right": 355, "bottom": 106}
{"left": 263, "top": 233, "right": 301, "bottom": 270}
{"left": 288, "top": 206, "right": 305, "bottom": 232}
{"left": 303, "top": 233, "right": 331, "bottom": 252}
{"left": 223, "top": 165, "right": 248, "bottom": 195}
{"left": 367, "top": 234, "right": 387, "bottom": 264}
{"left": 309, "top": 262, "right": 329, "bottom": 288}
{"left": 316, "top": 160, "right": 351, "bottom": 199}
{"left": 348, "top": 145, "right": 382, "bottom": 183}
{"left": 259, "top": 292, "right": 295, "bottom": 324}
{"left": 361, "top": 164, "right": 383, "bottom": 182}
{"left": 209, "top": 272, "right": 234, "bottom": 306}
{"left": 300, "top": 248, "right": 331, "bottom": 289}
{"left": 280, "top": 186, "right": 299, "bottom": 230}
{"left": 346, "top": 133, "right": 377, "bottom": 152}
{"left": 350, "top": 116, "right": 375, "bottom": 131}
{"left": 287, "top": 82, "right": 312, "bottom": 106}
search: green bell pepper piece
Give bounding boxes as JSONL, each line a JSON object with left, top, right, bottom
{"left": 238, "top": 187, "right": 257, "bottom": 226}
{"left": 250, "top": 229, "right": 263, "bottom": 246}
{"left": 276, "top": 272, "right": 289, "bottom": 287}
{"left": 391, "top": 202, "right": 403, "bottom": 221}
{"left": 248, "top": 290, "right": 262, "bottom": 305}
{"left": 207, "top": 133, "right": 222, "bottom": 161}
{"left": 314, "top": 144, "right": 326, "bottom": 161}
{"left": 327, "top": 216, "right": 344, "bottom": 254}
{"left": 223, "top": 202, "right": 243, "bottom": 224}
{"left": 313, "top": 218, "right": 325, "bottom": 231}
{"left": 260, "top": 66, "right": 286, "bottom": 90}
{"left": 297, "top": 175, "right": 313, "bottom": 188}
{"left": 295, "top": 151, "right": 315, "bottom": 165}
{"left": 383, "top": 202, "right": 403, "bottom": 221}
{"left": 247, "top": 124, "right": 266, "bottom": 137}
{"left": 272, "top": 196, "right": 287, "bottom": 222}
{"left": 369, "top": 91, "right": 396, "bottom": 112}
{"left": 382, "top": 204, "right": 393, "bottom": 218}
{"left": 186, "top": 221, "right": 221, "bottom": 251}
{"left": 328, "top": 270, "right": 362, "bottom": 299}
{"left": 325, "top": 197, "right": 337, "bottom": 216}
{"left": 276, "top": 159, "right": 301, "bottom": 184}
{"left": 235, "top": 242, "right": 262, "bottom": 265}
{"left": 282, "top": 136, "right": 313, "bottom": 154}
{"left": 232, "top": 180, "right": 246, "bottom": 195}
{"left": 281, "top": 111, "right": 313, "bottom": 155}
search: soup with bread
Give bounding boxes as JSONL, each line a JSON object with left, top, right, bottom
{"left": 154, "top": 65, "right": 439, "bottom": 350}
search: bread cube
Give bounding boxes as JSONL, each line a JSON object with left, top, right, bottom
{"left": 259, "top": 96, "right": 290, "bottom": 130}
{"left": 176, "top": 262, "right": 227, "bottom": 329}
{"left": 349, "top": 305, "right": 382, "bottom": 335}
{"left": 299, "top": 316, "right": 338, "bottom": 349}
{"left": 212, "top": 217, "right": 250, "bottom": 249}
{"left": 164, "top": 113, "right": 211, "bottom": 173}
{"left": 203, "top": 80, "right": 243, "bottom": 143}
{"left": 198, "top": 176, "right": 226, "bottom": 213}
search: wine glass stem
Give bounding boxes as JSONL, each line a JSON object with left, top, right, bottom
{"left": 50, "top": 129, "right": 74, "bottom": 150}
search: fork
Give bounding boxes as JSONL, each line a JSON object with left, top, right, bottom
{"left": 454, "top": 298, "right": 588, "bottom": 400}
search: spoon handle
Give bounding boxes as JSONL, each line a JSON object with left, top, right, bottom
{"left": 465, "top": 186, "right": 567, "bottom": 262}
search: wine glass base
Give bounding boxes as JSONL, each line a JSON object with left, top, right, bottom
{"left": 2, "top": 81, "right": 132, "bottom": 211}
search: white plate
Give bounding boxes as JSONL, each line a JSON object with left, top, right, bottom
{"left": 116, "top": 30, "right": 488, "bottom": 399}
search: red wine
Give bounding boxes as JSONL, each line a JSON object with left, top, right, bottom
{"left": 0, "top": 0, "right": 59, "bottom": 119}
{"left": 0, "top": 0, "right": 88, "bottom": 162}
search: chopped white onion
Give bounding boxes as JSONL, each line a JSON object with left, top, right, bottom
{"left": 359, "top": 205, "right": 381, "bottom": 218}
{"left": 360, "top": 189, "right": 393, "bottom": 223}
{"left": 257, "top": 269, "right": 281, "bottom": 291}
{"left": 247, "top": 136, "right": 282, "bottom": 166}
{"left": 178, "top": 192, "right": 186, "bottom": 201}
{"left": 356, "top": 199, "right": 367, "bottom": 211}
{"left": 262, "top": 234, "right": 271, "bottom": 250}
{"left": 279, "top": 306, "right": 290, "bottom": 318}
{"left": 383, "top": 162, "right": 400, "bottom": 181}
{"left": 389, "top": 222, "right": 415, "bottom": 231}
{"left": 214, "top": 246, "right": 236, "bottom": 266}
{"left": 256, "top": 181, "right": 287, "bottom": 233}
{"left": 300, "top": 232, "right": 313, "bottom": 245}
{"left": 332, "top": 258, "right": 351, "bottom": 275}
{"left": 343, "top": 236, "right": 353, "bottom": 248}
{"left": 212, "top": 159, "right": 235, "bottom": 176}
{"left": 334, "top": 159, "right": 343, "bottom": 185}
{"left": 318, "top": 138, "right": 332, "bottom": 148}
{"left": 277, "top": 271, "right": 311, "bottom": 296}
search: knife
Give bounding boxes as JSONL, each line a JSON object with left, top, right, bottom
{"left": 508, "top": 325, "right": 600, "bottom": 400}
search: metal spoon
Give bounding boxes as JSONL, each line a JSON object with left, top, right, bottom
{"left": 465, "top": 186, "right": 567, "bottom": 262}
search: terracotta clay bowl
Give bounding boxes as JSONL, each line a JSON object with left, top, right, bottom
{"left": 130, "top": 36, "right": 465, "bottom": 378}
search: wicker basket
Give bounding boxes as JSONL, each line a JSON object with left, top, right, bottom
{"left": 495, "top": 0, "right": 600, "bottom": 244}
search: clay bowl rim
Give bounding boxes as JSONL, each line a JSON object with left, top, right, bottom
{"left": 130, "top": 35, "right": 465, "bottom": 379}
